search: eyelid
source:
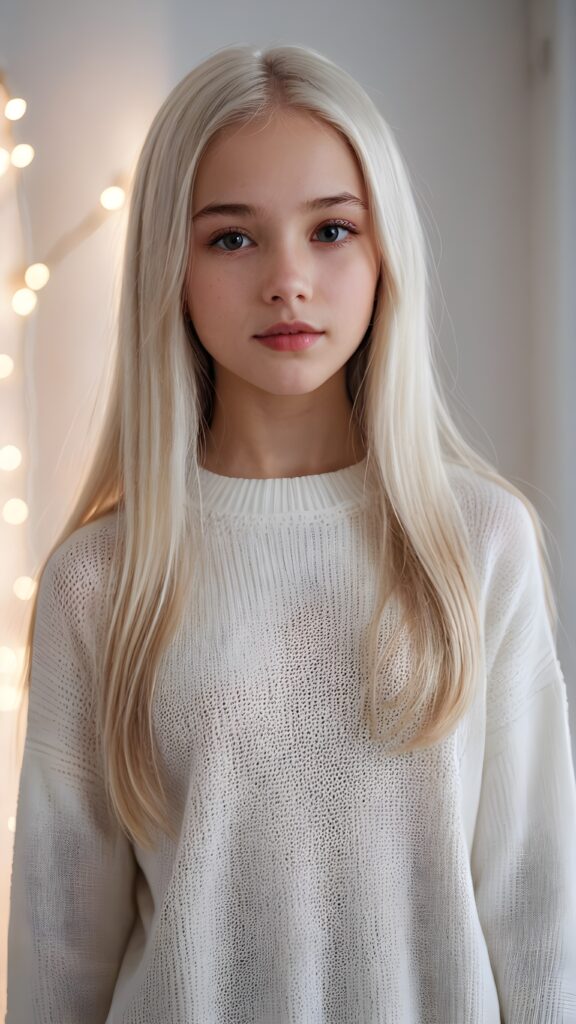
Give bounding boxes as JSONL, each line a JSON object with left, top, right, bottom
{"left": 206, "top": 217, "right": 359, "bottom": 246}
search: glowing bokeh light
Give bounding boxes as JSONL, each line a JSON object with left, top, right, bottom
{"left": 13, "top": 576, "right": 37, "bottom": 601}
{"left": 11, "top": 288, "right": 37, "bottom": 316}
{"left": 0, "top": 355, "right": 15, "bottom": 379}
{"left": 0, "top": 446, "right": 22, "bottom": 471}
{"left": 24, "top": 263, "right": 50, "bottom": 291}
{"left": 2, "top": 498, "right": 29, "bottom": 525}
{"left": 4, "top": 98, "right": 27, "bottom": 120}
{"left": 11, "top": 144, "right": 34, "bottom": 168}
{"left": 100, "top": 185, "right": 125, "bottom": 211}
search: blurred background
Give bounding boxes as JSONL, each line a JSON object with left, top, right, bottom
{"left": 1, "top": 0, "right": 574, "bottom": 1012}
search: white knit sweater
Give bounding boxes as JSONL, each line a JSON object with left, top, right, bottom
{"left": 6, "top": 458, "right": 576, "bottom": 1023}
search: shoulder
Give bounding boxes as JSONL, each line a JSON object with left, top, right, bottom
{"left": 446, "top": 463, "right": 540, "bottom": 591}
{"left": 447, "top": 462, "right": 531, "bottom": 537}
{"left": 40, "top": 510, "right": 122, "bottom": 636}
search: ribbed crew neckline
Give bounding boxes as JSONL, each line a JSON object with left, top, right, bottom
{"left": 191, "top": 455, "right": 374, "bottom": 516}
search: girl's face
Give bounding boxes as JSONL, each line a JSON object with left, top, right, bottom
{"left": 185, "top": 108, "right": 380, "bottom": 407}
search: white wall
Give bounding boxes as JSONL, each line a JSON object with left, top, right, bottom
{"left": 528, "top": 0, "right": 576, "bottom": 740}
{"left": 1, "top": 0, "right": 574, "bottom": 1012}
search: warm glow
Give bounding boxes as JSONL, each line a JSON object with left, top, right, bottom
{"left": 0, "top": 445, "right": 22, "bottom": 471}
{"left": 0, "top": 648, "right": 25, "bottom": 710}
{"left": 10, "top": 144, "right": 34, "bottom": 168}
{"left": 0, "top": 647, "right": 17, "bottom": 674}
{"left": 2, "top": 498, "right": 28, "bottom": 525}
{"left": 13, "top": 576, "right": 37, "bottom": 600}
{"left": 100, "top": 185, "right": 126, "bottom": 211}
{"left": 0, "top": 685, "right": 21, "bottom": 713}
{"left": 4, "top": 98, "right": 27, "bottom": 121}
{"left": 0, "top": 147, "right": 10, "bottom": 176}
{"left": 0, "top": 355, "right": 15, "bottom": 378}
{"left": 24, "top": 263, "right": 50, "bottom": 291}
{"left": 7, "top": 817, "right": 16, "bottom": 833}
{"left": 11, "top": 288, "right": 37, "bottom": 316}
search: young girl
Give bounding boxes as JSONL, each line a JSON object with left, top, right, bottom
{"left": 6, "top": 43, "right": 576, "bottom": 1024}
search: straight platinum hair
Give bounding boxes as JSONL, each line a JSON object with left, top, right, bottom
{"left": 16, "top": 43, "right": 556, "bottom": 850}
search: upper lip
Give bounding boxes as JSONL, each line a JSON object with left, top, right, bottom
{"left": 255, "top": 320, "right": 323, "bottom": 337}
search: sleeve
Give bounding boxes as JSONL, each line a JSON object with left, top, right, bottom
{"left": 470, "top": 496, "right": 576, "bottom": 1023}
{"left": 6, "top": 547, "right": 138, "bottom": 1023}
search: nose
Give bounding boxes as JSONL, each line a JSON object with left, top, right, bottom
{"left": 260, "top": 241, "right": 314, "bottom": 304}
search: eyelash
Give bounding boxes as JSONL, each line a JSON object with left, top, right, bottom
{"left": 207, "top": 218, "right": 358, "bottom": 252}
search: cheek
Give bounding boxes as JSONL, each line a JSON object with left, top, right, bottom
{"left": 186, "top": 265, "right": 228, "bottom": 322}
{"left": 332, "top": 264, "right": 377, "bottom": 319}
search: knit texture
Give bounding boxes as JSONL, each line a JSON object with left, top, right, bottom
{"left": 6, "top": 458, "right": 576, "bottom": 1023}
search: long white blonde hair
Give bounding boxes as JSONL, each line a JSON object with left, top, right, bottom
{"left": 16, "top": 43, "right": 556, "bottom": 850}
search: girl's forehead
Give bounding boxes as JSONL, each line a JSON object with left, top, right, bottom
{"left": 216, "top": 107, "right": 334, "bottom": 140}
{"left": 201, "top": 110, "right": 351, "bottom": 165}
{"left": 193, "top": 112, "right": 364, "bottom": 198}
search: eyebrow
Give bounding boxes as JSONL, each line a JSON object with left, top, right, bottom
{"left": 192, "top": 191, "right": 368, "bottom": 221}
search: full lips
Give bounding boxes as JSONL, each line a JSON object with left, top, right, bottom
{"left": 255, "top": 332, "right": 324, "bottom": 352}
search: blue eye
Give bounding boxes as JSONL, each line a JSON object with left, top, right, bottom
{"left": 211, "top": 231, "right": 250, "bottom": 251}
{"left": 315, "top": 222, "right": 352, "bottom": 244}
{"left": 208, "top": 219, "right": 357, "bottom": 252}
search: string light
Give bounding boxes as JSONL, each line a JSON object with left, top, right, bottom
{"left": 9, "top": 183, "right": 129, "bottom": 303}
{"left": 0, "top": 63, "right": 129, "bottom": 846}
{"left": 1, "top": 68, "right": 128, "bottom": 321}
{"left": 1, "top": 73, "right": 33, "bottom": 738}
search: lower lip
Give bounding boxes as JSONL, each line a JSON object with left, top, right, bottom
{"left": 255, "top": 332, "right": 324, "bottom": 351}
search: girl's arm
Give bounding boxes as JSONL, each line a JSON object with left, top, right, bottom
{"left": 470, "top": 496, "right": 576, "bottom": 1022}
{"left": 6, "top": 542, "right": 138, "bottom": 1023}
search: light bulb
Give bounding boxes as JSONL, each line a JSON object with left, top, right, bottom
{"left": 0, "top": 445, "right": 22, "bottom": 471}
{"left": 11, "top": 144, "right": 34, "bottom": 168}
{"left": 24, "top": 263, "right": 50, "bottom": 291}
{"left": 2, "top": 498, "right": 28, "bottom": 524}
{"left": 0, "top": 355, "right": 15, "bottom": 378}
{"left": 12, "top": 288, "right": 37, "bottom": 316}
{"left": 5, "top": 98, "right": 27, "bottom": 120}
{"left": 100, "top": 185, "right": 125, "bottom": 211}
{"left": 13, "top": 576, "right": 37, "bottom": 600}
